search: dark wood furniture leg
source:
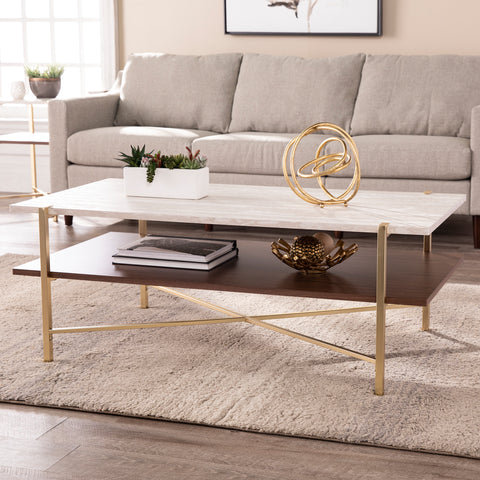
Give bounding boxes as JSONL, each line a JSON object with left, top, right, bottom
{"left": 334, "top": 231, "right": 343, "bottom": 239}
{"left": 474, "top": 215, "right": 480, "bottom": 248}
{"left": 205, "top": 224, "right": 213, "bottom": 232}
{"left": 64, "top": 215, "right": 73, "bottom": 226}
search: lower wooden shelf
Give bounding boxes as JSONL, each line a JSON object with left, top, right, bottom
{"left": 13, "top": 232, "right": 462, "bottom": 307}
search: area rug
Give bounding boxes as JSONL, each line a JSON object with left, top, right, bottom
{"left": 1, "top": 253, "right": 479, "bottom": 458}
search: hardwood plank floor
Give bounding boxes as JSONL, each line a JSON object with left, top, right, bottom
{"left": 1, "top": 195, "right": 479, "bottom": 479}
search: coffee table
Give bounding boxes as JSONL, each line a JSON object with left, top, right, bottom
{"left": 10, "top": 179, "right": 465, "bottom": 395}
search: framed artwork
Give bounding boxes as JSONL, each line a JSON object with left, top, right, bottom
{"left": 224, "top": 0, "right": 382, "bottom": 36}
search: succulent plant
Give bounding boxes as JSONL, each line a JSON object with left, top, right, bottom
{"left": 185, "top": 147, "right": 207, "bottom": 169}
{"left": 181, "top": 157, "right": 206, "bottom": 169}
{"left": 117, "top": 145, "right": 207, "bottom": 183}
{"left": 117, "top": 145, "right": 152, "bottom": 167}
{"left": 142, "top": 151, "right": 162, "bottom": 181}
{"left": 162, "top": 155, "right": 181, "bottom": 170}
{"left": 146, "top": 161, "right": 157, "bottom": 183}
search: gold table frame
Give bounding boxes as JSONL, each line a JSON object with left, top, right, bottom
{"left": 0, "top": 103, "right": 49, "bottom": 200}
{"left": 36, "top": 210, "right": 436, "bottom": 396}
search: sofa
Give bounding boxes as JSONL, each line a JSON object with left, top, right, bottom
{"left": 48, "top": 52, "right": 480, "bottom": 247}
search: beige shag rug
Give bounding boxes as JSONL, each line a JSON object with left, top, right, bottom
{"left": 1, "top": 253, "right": 479, "bottom": 458}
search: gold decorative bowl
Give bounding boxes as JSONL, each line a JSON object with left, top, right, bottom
{"left": 271, "top": 232, "right": 358, "bottom": 274}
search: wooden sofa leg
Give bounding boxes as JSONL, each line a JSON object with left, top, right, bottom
{"left": 334, "top": 231, "right": 343, "bottom": 239}
{"left": 64, "top": 215, "right": 73, "bottom": 226}
{"left": 204, "top": 224, "right": 213, "bottom": 232}
{"left": 474, "top": 215, "right": 480, "bottom": 249}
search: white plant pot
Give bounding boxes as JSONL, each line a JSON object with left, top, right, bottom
{"left": 123, "top": 167, "right": 209, "bottom": 199}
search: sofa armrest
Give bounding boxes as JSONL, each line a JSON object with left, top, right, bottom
{"left": 48, "top": 93, "right": 120, "bottom": 192}
{"left": 470, "top": 105, "right": 480, "bottom": 215}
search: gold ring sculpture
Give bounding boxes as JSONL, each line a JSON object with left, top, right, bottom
{"left": 282, "top": 122, "right": 361, "bottom": 207}
{"left": 271, "top": 232, "right": 358, "bottom": 274}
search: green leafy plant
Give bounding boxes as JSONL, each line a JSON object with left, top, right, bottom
{"left": 117, "top": 145, "right": 207, "bottom": 183}
{"left": 24, "top": 66, "right": 42, "bottom": 78}
{"left": 116, "top": 145, "right": 152, "bottom": 167}
{"left": 25, "top": 64, "right": 65, "bottom": 79}
{"left": 144, "top": 151, "right": 162, "bottom": 182}
{"left": 183, "top": 147, "right": 207, "bottom": 169}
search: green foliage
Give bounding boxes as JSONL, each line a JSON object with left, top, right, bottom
{"left": 25, "top": 64, "right": 65, "bottom": 78}
{"left": 42, "top": 64, "right": 65, "bottom": 78}
{"left": 24, "top": 66, "right": 42, "bottom": 78}
{"left": 159, "top": 153, "right": 207, "bottom": 170}
{"left": 162, "top": 155, "right": 181, "bottom": 170}
{"left": 180, "top": 157, "right": 204, "bottom": 169}
{"left": 146, "top": 161, "right": 157, "bottom": 183}
{"left": 118, "top": 145, "right": 207, "bottom": 183}
{"left": 116, "top": 145, "right": 151, "bottom": 167}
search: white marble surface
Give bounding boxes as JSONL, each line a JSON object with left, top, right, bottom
{"left": 0, "top": 132, "right": 49, "bottom": 145}
{"left": 0, "top": 97, "right": 49, "bottom": 105}
{"left": 10, "top": 179, "right": 466, "bottom": 235}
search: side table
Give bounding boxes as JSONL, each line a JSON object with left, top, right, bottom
{"left": 0, "top": 99, "right": 49, "bottom": 200}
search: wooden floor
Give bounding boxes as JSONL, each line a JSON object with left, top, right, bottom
{"left": 1, "top": 195, "right": 480, "bottom": 479}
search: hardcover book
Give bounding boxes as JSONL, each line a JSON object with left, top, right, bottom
{"left": 112, "top": 248, "right": 238, "bottom": 271}
{"left": 115, "top": 235, "right": 237, "bottom": 263}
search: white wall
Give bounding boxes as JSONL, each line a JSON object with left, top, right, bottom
{"left": 118, "top": 0, "right": 480, "bottom": 64}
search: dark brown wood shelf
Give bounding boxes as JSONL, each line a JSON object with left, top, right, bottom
{"left": 13, "top": 232, "right": 462, "bottom": 307}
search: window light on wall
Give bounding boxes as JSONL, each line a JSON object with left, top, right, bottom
{"left": 0, "top": 0, "right": 118, "bottom": 99}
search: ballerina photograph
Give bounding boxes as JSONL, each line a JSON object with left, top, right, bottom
{"left": 225, "top": 0, "right": 382, "bottom": 36}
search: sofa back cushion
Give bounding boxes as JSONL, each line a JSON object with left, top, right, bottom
{"left": 351, "top": 54, "right": 480, "bottom": 138}
{"left": 228, "top": 53, "right": 365, "bottom": 134}
{"left": 114, "top": 53, "right": 243, "bottom": 133}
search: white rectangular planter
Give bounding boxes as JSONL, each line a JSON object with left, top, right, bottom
{"left": 123, "top": 167, "right": 209, "bottom": 199}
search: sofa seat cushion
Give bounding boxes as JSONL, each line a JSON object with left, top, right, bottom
{"left": 228, "top": 53, "right": 365, "bottom": 134}
{"left": 330, "top": 135, "right": 471, "bottom": 180}
{"left": 67, "top": 165, "right": 124, "bottom": 188}
{"left": 67, "top": 126, "right": 216, "bottom": 167}
{"left": 192, "top": 132, "right": 332, "bottom": 176}
{"left": 114, "top": 53, "right": 242, "bottom": 133}
{"left": 351, "top": 55, "right": 480, "bottom": 138}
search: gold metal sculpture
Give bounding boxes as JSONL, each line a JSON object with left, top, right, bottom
{"left": 283, "top": 122, "right": 361, "bottom": 206}
{"left": 271, "top": 232, "right": 358, "bottom": 274}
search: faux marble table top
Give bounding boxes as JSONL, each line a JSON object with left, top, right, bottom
{"left": 11, "top": 179, "right": 466, "bottom": 236}
{"left": 0, "top": 132, "right": 49, "bottom": 144}
{"left": 0, "top": 97, "right": 49, "bottom": 105}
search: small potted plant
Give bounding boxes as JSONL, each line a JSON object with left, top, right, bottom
{"left": 117, "top": 145, "right": 209, "bottom": 199}
{"left": 25, "top": 64, "right": 64, "bottom": 99}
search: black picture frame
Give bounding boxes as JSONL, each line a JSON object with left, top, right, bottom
{"left": 225, "top": 0, "right": 382, "bottom": 37}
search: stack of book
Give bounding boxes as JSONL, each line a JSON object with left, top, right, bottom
{"left": 112, "top": 235, "right": 238, "bottom": 271}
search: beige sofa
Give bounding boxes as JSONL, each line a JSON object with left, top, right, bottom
{"left": 48, "top": 52, "right": 480, "bottom": 247}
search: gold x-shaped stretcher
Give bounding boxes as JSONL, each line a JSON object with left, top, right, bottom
{"left": 38, "top": 212, "right": 432, "bottom": 396}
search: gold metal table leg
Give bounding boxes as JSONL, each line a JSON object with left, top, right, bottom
{"left": 422, "top": 305, "right": 430, "bottom": 332}
{"left": 423, "top": 234, "right": 432, "bottom": 253}
{"left": 140, "top": 285, "right": 149, "bottom": 309}
{"left": 422, "top": 234, "right": 432, "bottom": 331}
{"left": 39, "top": 207, "right": 54, "bottom": 362}
{"left": 28, "top": 104, "right": 39, "bottom": 192}
{"left": 138, "top": 219, "right": 147, "bottom": 237}
{"left": 375, "top": 222, "right": 389, "bottom": 396}
{"left": 138, "top": 219, "right": 149, "bottom": 308}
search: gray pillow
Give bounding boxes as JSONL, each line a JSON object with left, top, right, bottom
{"left": 114, "top": 53, "right": 243, "bottom": 133}
{"left": 228, "top": 53, "right": 365, "bottom": 133}
{"left": 351, "top": 54, "right": 480, "bottom": 138}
